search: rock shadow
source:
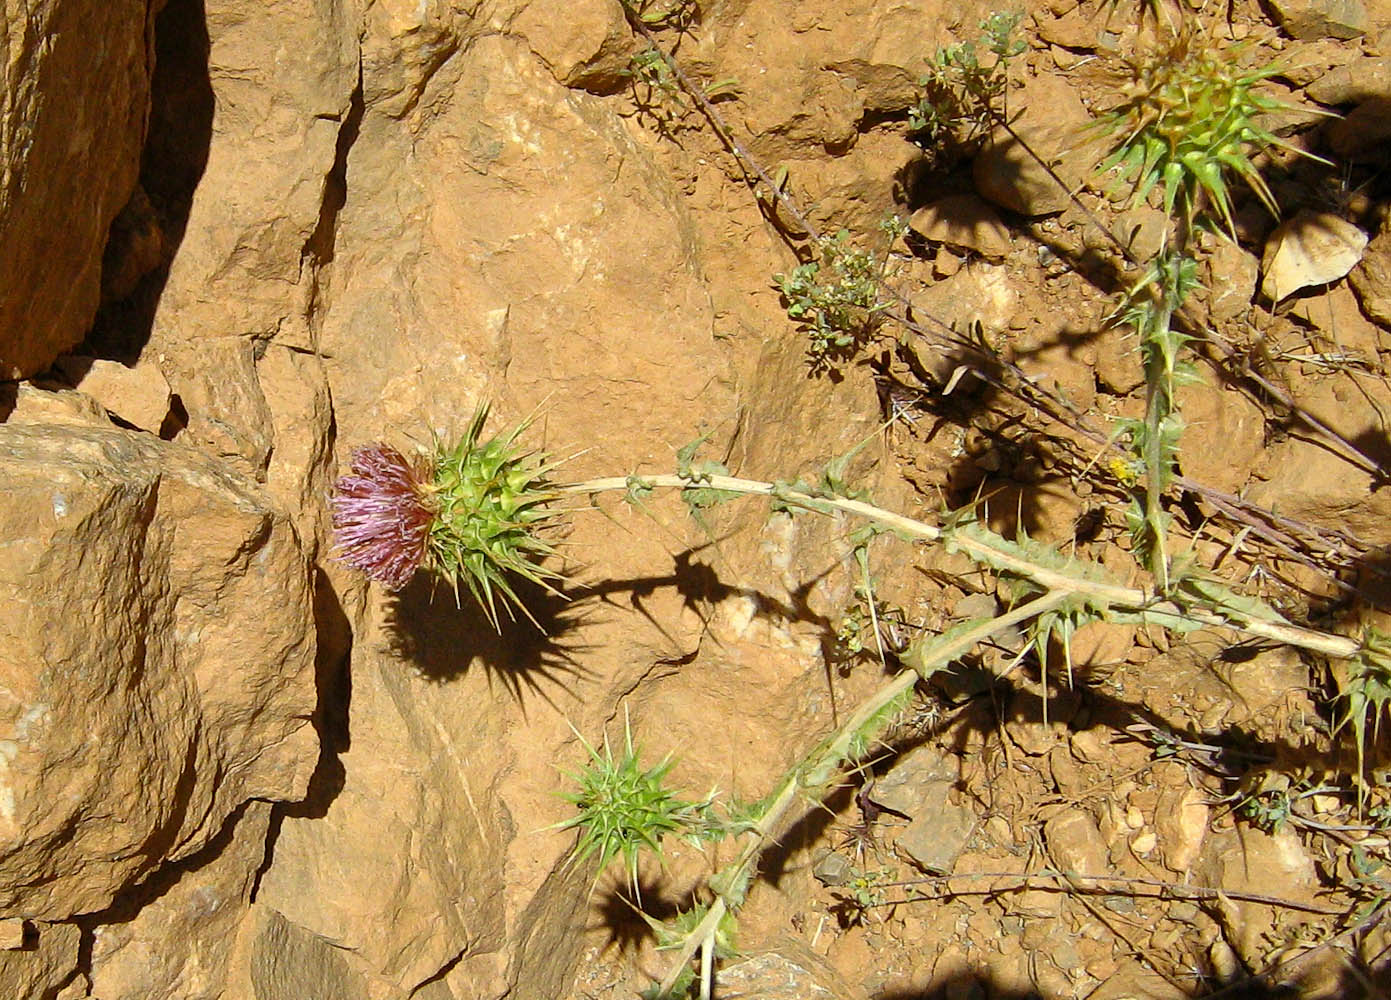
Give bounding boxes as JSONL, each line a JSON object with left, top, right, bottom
{"left": 82, "top": 0, "right": 214, "bottom": 363}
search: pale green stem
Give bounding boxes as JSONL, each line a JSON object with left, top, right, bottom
{"left": 643, "top": 589, "right": 1070, "bottom": 997}
{"left": 561, "top": 475, "right": 1360, "bottom": 659}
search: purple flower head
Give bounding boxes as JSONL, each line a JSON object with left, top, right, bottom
{"left": 331, "top": 444, "right": 436, "bottom": 590}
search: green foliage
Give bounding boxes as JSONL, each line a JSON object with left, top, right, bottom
{"left": 909, "top": 12, "right": 1026, "bottom": 151}
{"left": 638, "top": 905, "right": 738, "bottom": 1000}
{"left": 1111, "top": 251, "right": 1200, "bottom": 591}
{"left": 1094, "top": 32, "right": 1317, "bottom": 234}
{"left": 428, "top": 404, "right": 564, "bottom": 629}
{"left": 776, "top": 223, "right": 902, "bottom": 371}
{"left": 1339, "top": 628, "right": 1391, "bottom": 803}
{"left": 623, "top": 0, "right": 698, "bottom": 30}
{"left": 555, "top": 720, "right": 710, "bottom": 895}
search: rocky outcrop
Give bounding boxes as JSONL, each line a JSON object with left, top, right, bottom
{"left": 0, "top": 0, "right": 155, "bottom": 378}
{"left": 0, "top": 424, "right": 317, "bottom": 921}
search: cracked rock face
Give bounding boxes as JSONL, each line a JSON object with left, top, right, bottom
{"left": 0, "top": 425, "right": 317, "bottom": 920}
{"left": 0, "top": 0, "right": 155, "bottom": 379}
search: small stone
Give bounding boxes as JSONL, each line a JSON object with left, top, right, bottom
{"left": 1305, "top": 56, "right": 1391, "bottom": 104}
{"left": 899, "top": 805, "right": 976, "bottom": 874}
{"left": 53, "top": 355, "right": 172, "bottom": 433}
{"left": 1268, "top": 0, "right": 1367, "bottom": 37}
{"left": 1326, "top": 96, "right": 1391, "bottom": 157}
{"left": 1201, "top": 238, "right": 1260, "bottom": 322}
{"left": 1036, "top": 8, "right": 1098, "bottom": 49}
{"left": 1156, "top": 786, "right": 1209, "bottom": 873}
{"left": 0, "top": 920, "right": 25, "bottom": 950}
{"left": 1261, "top": 211, "right": 1368, "bottom": 300}
{"left": 1129, "top": 830, "right": 1157, "bottom": 855}
{"left": 1350, "top": 219, "right": 1391, "bottom": 328}
{"left": 973, "top": 74, "right": 1098, "bottom": 216}
{"left": 1112, "top": 206, "right": 1168, "bottom": 260}
{"left": 1125, "top": 805, "right": 1145, "bottom": 829}
{"left": 910, "top": 194, "right": 1013, "bottom": 260}
{"left": 813, "top": 851, "right": 854, "bottom": 887}
{"left": 1044, "top": 809, "right": 1111, "bottom": 887}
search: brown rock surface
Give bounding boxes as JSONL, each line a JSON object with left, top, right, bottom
{"left": 0, "top": 921, "right": 81, "bottom": 999}
{"left": 0, "top": 424, "right": 316, "bottom": 918}
{"left": 0, "top": 0, "right": 154, "bottom": 378}
{"left": 88, "top": 802, "right": 274, "bottom": 1000}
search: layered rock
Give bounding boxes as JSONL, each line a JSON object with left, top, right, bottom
{"left": 0, "top": 0, "right": 155, "bottom": 378}
{"left": 0, "top": 424, "right": 317, "bottom": 921}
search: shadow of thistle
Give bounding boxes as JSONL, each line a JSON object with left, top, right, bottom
{"left": 383, "top": 573, "right": 596, "bottom": 710}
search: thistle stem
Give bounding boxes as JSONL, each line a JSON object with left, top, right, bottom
{"left": 560, "top": 475, "right": 1360, "bottom": 659}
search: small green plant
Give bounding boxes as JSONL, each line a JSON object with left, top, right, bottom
{"left": 776, "top": 219, "right": 905, "bottom": 371}
{"left": 623, "top": 0, "right": 698, "bottom": 31}
{"left": 1339, "top": 629, "right": 1391, "bottom": 803}
{"left": 1111, "top": 252, "right": 1200, "bottom": 591}
{"left": 909, "top": 12, "right": 1026, "bottom": 152}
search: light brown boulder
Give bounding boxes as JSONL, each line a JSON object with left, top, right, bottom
{"left": 88, "top": 803, "right": 275, "bottom": 1000}
{"left": 0, "top": 424, "right": 317, "bottom": 919}
{"left": 0, "top": 0, "right": 154, "bottom": 378}
{"left": 973, "top": 73, "right": 1098, "bottom": 216}
{"left": 0, "top": 921, "right": 80, "bottom": 999}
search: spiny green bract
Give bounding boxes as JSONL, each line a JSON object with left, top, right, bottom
{"left": 555, "top": 723, "right": 705, "bottom": 895}
{"left": 427, "top": 404, "right": 563, "bottom": 630}
{"left": 1095, "top": 32, "right": 1310, "bottom": 234}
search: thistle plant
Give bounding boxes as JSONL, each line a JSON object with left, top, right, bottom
{"left": 332, "top": 420, "right": 1377, "bottom": 997}
{"left": 554, "top": 718, "right": 717, "bottom": 898}
{"left": 1089, "top": 29, "right": 1325, "bottom": 591}
{"left": 1095, "top": 31, "right": 1314, "bottom": 238}
{"left": 330, "top": 404, "right": 562, "bottom": 628}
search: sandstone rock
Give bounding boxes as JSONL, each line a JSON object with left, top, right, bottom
{"left": 225, "top": 905, "right": 371, "bottom": 1000}
{"left": 53, "top": 355, "right": 172, "bottom": 433}
{"left": 0, "top": 424, "right": 316, "bottom": 919}
{"left": 874, "top": 746, "right": 974, "bottom": 874}
{"left": 0, "top": 920, "right": 80, "bottom": 999}
{"left": 1086, "top": 964, "right": 1188, "bottom": 1000}
{"left": 1350, "top": 217, "right": 1391, "bottom": 328}
{"left": 910, "top": 194, "right": 1013, "bottom": 259}
{"left": 1155, "top": 785, "right": 1209, "bottom": 873}
{"left": 1173, "top": 382, "right": 1265, "bottom": 494}
{"left": 1198, "top": 825, "right": 1318, "bottom": 965}
{"left": 1200, "top": 237, "right": 1260, "bottom": 322}
{"left": 1260, "top": 211, "right": 1368, "bottom": 301}
{"left": 1112, "top": 205, "right": 1168, "bottom": 261}
{"left": 145, "top": 0, "right": 357, "bottom": 470}
{"left": 973, "top": 73, "right": 1097, "bottom": 216}
{"left": 515, "top": 0, "right": 632, "bottom": 93}
{"left": 0, "top": 0, "right": 154, "bottom": 378}
{"left": 720, "top": 939, "right": 870, "bottom": 1000}
{"left": 1269, "top": 0, "right": 1367, "bottom": 37}
{"left": 3, "top": 383, "right": 110, "bottom": 427}
{"left": 1044, "top": 809, "right": 1110, "bottom": 886}
{"left": 1305, "top": 55, "right": 1391, "bottom": 103}
{"left": 88, "top": 802, "right": 274, "bottom": 1000}
{"left": 1325, "top": 96, "right": 1391, "bottom": 157}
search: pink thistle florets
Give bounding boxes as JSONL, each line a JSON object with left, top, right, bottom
{"left": 330, "top": 444, "right": 436, "bottom": 590}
